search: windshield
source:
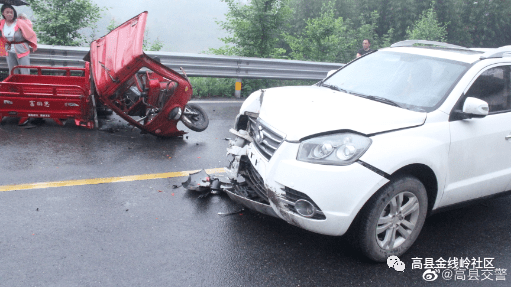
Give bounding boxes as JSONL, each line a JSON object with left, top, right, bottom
{"left": 323, "top": 51, "right": 470, "bottom": 112}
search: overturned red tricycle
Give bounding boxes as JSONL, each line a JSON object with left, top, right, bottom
{"left": 0, "top": 12, "right": 208, "bottom": 137}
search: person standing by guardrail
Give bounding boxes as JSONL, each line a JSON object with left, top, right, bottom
{"left": 0, "top": 4, "right": 37, "bottom": 75}
{"left": 356, "top": 39, "right": 373, "bottom": 58}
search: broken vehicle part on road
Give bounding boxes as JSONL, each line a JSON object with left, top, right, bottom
{"left": 182, "top": 169, "right": 231, "bottom": 198}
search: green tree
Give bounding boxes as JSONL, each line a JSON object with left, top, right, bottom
{"left": 146, "top": 38, "right": 164, "bottom": 51}
{"left": 284, "top": 1, "right": 392, "bottom": 63}
{"left": 214, "top": 0, "right": 292, "bottom": 58}
{"left": 284, "top": 2, "right": 357, "bottom": 62}
{"left": 449, "top": 0, "right": 511, "bottom": 47}
{"left": 27, "top": 0, "right": 106, "bottom": 46}
{"left": 143, "top": 31, "right": 164, "bottom": 51}
{"left": 406, "top": 2, "right": 448, "bottom": 42}
{"left": 286, "top": 0, "right": 510, "bottom": 48}
{"left": 106, "top": 18, "right": 118, "bottom": 32}
{"left": 287, "top": 0, "right": 422, "bottom": 46}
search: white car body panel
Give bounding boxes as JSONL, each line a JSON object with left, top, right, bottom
{"left": 441, "top": 111, "right": 511, "bottom": 206}
{"left": 240, "top": 91, "right": 262, "bottom": 115}
{"left": 359, "top": 110, "right": 451, "bottom": 210}
{"left": 259, "top": 86, "right": 427, "bottom": 141}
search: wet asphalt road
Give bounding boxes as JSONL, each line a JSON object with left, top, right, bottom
{"left": 0, "top": 100, "right": 510, "bottom": 287}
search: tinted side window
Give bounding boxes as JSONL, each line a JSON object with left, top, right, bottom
{"left": 466, "top": 65, "right": 511, "bottom": 113}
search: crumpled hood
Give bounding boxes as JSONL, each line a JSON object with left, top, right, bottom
{"left": 257, "top": 86, "right": 426, "bottom": 141}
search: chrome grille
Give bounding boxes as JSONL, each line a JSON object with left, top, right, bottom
{"left": 239, "top": 157, "right": 269, "bottom": 203}
{"left": 248, "top": 117, "right": 285, "bottom": 160}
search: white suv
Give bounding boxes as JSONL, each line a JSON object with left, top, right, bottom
{"left": 224, "top": 40, "right": 511, "bottom": 262}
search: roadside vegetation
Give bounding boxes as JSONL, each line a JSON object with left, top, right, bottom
{"left": 26, "top": 0, "right": 105, "bottom": 46}
{"left": 23, "top": 0, "right": 511, "bottom": 98}
{"left": 195, "top": 0, "right": 510, "bottom": 98}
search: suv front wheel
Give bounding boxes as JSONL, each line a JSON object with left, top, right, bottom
{"left": 357, "top": 175, "right": 428, "bottom": 262}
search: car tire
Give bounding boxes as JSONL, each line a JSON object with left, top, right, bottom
{"left": 356, "top": 175, "right": 428, "bottom": 262}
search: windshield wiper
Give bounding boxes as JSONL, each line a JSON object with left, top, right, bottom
{"left": 320, "top": 83, "right": 350, "bottom": 94}
{"left": 352, "top": 93, "right": 402, "bottom": 108}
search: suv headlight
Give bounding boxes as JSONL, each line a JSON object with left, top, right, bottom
{"left": 297, "top": 133, "right": 372, "bottom": 166}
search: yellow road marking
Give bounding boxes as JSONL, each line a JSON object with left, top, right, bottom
{"left": 0, "top": 168, "right": 226, "bottom": 192}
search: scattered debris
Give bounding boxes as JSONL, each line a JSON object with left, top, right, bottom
{"left": 181, "top": 169, "right": 211, "bottom": 192}
{"left": 218, "top": 208, "right": 245, "bottom": 216}
{"left": 210, "top": 178, "right": 221, "bottom": 191}
{"left": 224, "top": 138, "right": 231, "bottom": 141}
{"left": 182, "top": 169, "right": 232, "bottom": 199}
{"left": 198, "top": 192, "right": 211, "bottom": 199}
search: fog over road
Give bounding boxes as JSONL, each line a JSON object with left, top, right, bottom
{"left": 17, "top": 0, "right": 230, "bottom": 53}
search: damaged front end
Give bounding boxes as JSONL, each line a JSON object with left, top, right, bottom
{"left": 224, "top": 111, "right": 326, "bottom": 223}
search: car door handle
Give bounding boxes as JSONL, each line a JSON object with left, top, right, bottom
{"left": 506, "top": 135, "right": 511, "bottom": 140}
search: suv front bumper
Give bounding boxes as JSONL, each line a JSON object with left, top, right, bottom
{"left": 225, "top": 131, "right": 389, "bottom": 236}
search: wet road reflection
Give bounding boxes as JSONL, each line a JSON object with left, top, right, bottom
{"left": 0, "top": 101, "right": 509, "bottom": 286}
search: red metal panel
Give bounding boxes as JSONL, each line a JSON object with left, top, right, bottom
{"left": 90, "top": 12, "right": 147, "bottom": 97}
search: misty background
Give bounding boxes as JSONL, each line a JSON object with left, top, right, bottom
{"left": 16, "top": 0, "right": 230, "bottom": 53}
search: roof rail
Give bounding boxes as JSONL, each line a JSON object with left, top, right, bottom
{"left": 479, "top": 46, "right": 511, "bottom": 59}
{"left": 391, "top": 40, "right": 469, "bottom": 50}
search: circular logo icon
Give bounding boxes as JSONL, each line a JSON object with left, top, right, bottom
{"left": 423, "top": 269, "right": 438, "bottom": 281}
{"left": 387, "top": 256, "right": 400, "bottom": 268}
{"left": 394, "top": 261, "right": 406, "bottom": 272}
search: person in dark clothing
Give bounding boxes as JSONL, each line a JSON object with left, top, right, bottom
{"left": 356, "top": 39, "right": 373, "bottom": 58}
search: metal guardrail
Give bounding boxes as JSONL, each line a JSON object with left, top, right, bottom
{"left": 0, "top": 45, "right": 343, "bottom": 80}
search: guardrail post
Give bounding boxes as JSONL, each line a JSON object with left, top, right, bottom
{"left": 234, "top": 78, "right": 242, "bottom": 98}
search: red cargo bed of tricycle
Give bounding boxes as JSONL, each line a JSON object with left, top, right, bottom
{"left": 0, "top": 63, "right": 95, "bottom": 128}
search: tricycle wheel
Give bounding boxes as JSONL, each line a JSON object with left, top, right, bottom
{"left": 181, "top": 103, "right": 209, "bottom": 132}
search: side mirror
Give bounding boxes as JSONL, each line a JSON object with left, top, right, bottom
{"left": 462, "top": 97, "right": 489, "bottom": 118}
{"left": 326, "top": 70, "right": 336, "bottom": 78}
